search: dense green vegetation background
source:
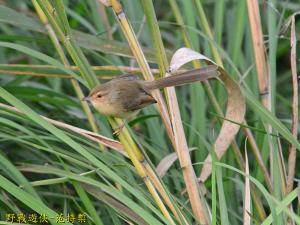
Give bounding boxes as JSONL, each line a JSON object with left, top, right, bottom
{"left": 0, "top": 0, "right": 299, "bottom": 224}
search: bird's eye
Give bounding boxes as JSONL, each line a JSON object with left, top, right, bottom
{"left": 97, "top": 94, "right": 102, "bottom": 98}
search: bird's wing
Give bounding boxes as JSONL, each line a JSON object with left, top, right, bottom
{"left": 123, "top": 88, "right": 157, "bottom": 111}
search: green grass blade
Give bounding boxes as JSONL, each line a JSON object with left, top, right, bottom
{"left": 244, "top": 90, "right": 300, "bottom": 150}
{"left": 0, "top": 175, "right": 73, "bottom": 225}
{"left": 0, "top": 41, "right": 86, "bottom": 86}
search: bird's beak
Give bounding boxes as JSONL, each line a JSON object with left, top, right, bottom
{"left": 82, "top": 96, "right": 91, "bottom": 102}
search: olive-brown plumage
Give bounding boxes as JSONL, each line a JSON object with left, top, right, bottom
{"left": 84, "top": 65, "right": 218, "bottom": 119}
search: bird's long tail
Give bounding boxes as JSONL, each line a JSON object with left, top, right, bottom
{"left": 144, "top": 65, "right": 219, "bottom": 90}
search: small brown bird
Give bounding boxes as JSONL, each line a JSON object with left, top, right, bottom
{"left": 83, "top": 65, "right": 218, "bottom": 131}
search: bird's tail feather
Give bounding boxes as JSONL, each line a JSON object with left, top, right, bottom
{"left": 144, "top": 65, "right": 219, "bottom": 90}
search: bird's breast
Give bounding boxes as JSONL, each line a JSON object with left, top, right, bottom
{"left": 92, "top": 98, "right": 139, "bottom": 118}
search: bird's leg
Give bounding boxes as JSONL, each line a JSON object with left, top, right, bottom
{"left": 113, "top": 120, "right": 126, "bottom": 135}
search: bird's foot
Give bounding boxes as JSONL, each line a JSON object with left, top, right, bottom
{"left": 113, "top": 123, "right": 125, "bottom": 135}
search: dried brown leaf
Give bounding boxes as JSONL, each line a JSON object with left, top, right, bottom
{"left": 286, "top": 13, "right": 299, "bottom": 195}
{"left": 200, "top": 67, "right": 246, "bottom": 181}
{"left": 156, "top": 152, "right": 178, "bottom": 177}
{"left": 246, "top": 0, "right": 269, "bottom": 108}
{"left": 156, "top": 148, "right": 196, "bottom": 177}
{"left": 169, "top": 48, "right": 245, "bottom": 182}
